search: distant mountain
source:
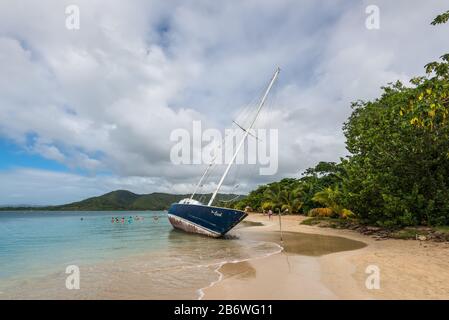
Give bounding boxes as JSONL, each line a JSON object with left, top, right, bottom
{"left": 0, "top": 190, "right": 245, "bottom": 211}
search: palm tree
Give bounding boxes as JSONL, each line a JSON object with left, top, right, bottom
{"left": 280, "top": 187, "right": 303, "bottom": 213}
{"left": 311, "top": 186, "right": 342, "bottom": 215}
{"left": 264, "top": 184, "right": 285, "bottom": 241}
{"left": 264, "top": 184, "right": 303, "bottom": 214}
{"left": 261, "top": 201, "right": 274, "bottom": 212}
{"left": 263, "top": 184, "right": 283, "bottom": 213}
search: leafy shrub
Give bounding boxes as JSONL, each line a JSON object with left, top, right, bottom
{"left": 308, "top": 208, "right": 334, "bottom": 217}
{"left": 340, "top": 209, "right": 354, "bottom": 219}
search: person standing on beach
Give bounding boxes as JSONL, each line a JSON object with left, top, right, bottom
{"left": 268, "top": 209, "right": 273, "bottom": 220}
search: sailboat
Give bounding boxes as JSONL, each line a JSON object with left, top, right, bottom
{"left": 168, "top": 67, "right": 280, "bottom": 237}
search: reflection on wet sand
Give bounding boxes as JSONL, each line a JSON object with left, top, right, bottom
{"left": 236, "top": 220, "right": 264, "bottom": 228}
{"left": 219, "top": 261, "right": 256, "bottom": 280}
{"left": 240, "top": 231, "right": 366, "bottom": 256}
{"left": 203, "top": 219, "right": 369, "bottom": 300}
{"left": 214, "top": 229, "right": 366, "bottom": 289}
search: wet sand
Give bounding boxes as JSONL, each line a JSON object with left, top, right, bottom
{"left": 237, "top": 230, "right": 366, "bottom": 256}
{"left": 203, "top": 214, "right": 449, "bottom": 299}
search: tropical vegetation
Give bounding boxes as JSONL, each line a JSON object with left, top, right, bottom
{"left": 229, "top": 11, "right": 449, "bottom": 228}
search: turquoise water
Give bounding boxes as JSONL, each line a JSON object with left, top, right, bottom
{"left": 0, "top": 211, "right": 279, "bottom": 299}
{"left": 0, "top": 211, "right": 170, "bottom": 279}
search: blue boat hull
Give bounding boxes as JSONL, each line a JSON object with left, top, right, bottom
{"left": 167, "top": 203, "right": 248, "bottom": 237}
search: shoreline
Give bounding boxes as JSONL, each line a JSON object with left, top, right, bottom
{"left": 202, "top": 214, "right": 449, "bottom": 299}
{"left": 197, "top": 240, "right": 284, "bottom": 300}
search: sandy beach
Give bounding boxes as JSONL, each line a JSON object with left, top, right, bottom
{"left": 203, "top": 214, "right": 449, "bottom": 300}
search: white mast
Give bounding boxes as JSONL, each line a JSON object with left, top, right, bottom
{"left": 207, "top": 67, "right": 280, "bottom": 206}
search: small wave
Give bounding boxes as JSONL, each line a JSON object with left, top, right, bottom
{"left": 196, "top": 241, "right": 284, "bottom": 300}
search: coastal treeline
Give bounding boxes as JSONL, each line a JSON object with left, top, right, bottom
{"left": 228, "top": 11, "right": 449, "bottom": 227}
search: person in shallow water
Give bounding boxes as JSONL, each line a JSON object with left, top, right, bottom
{"left": 128, "top": 216, "right": 133, "bottom": 224}
{"left": 111, "top": 217, "right": 115, "bottom": 223}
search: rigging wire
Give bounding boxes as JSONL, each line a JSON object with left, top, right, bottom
{"left": 193, "top": 71, "right": 280, "bottom": 204}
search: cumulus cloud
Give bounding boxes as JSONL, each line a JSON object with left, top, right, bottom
{"left": 0, "top": 0, "right": 448, "bottom": 204}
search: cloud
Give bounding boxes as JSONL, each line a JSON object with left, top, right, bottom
{"left": 0, "top": 0, "right": 449, "bottom": 204}
{"left": 0, "top": 168, "right": 159, "bottom": 205}
{"left": 0, "top": 167, "right": 246, "bottom": 205}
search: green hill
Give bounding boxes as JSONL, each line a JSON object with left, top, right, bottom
{"left": 0, "top": 190, "right": 244, "bottom": 211}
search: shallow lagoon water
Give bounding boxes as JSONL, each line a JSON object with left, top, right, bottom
{"left": 0, "top": 211, "right": 365, "bottom": 299}
{"left": 0, "top": 211, "right": 280, "bottom": 299}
